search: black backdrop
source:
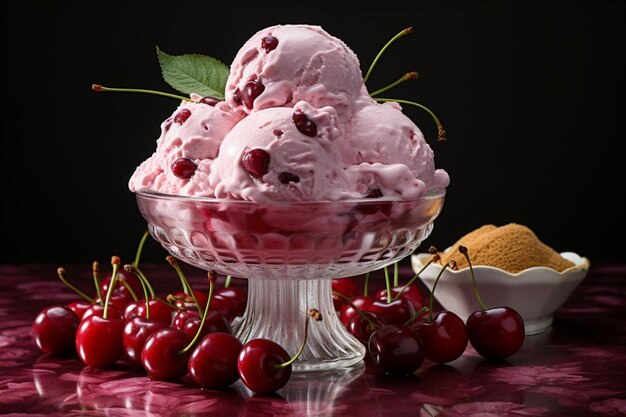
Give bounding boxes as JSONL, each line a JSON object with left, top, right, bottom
{"left": 1, "top": 1, "right": 624, "bottom": 264}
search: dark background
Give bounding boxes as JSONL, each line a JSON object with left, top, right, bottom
{"left": 1, "top": 1, "right": 624, "bottom": 264}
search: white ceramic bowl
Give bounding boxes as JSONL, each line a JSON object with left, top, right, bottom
{"left": 411, "top": 251, "right": 590, "bottom": 335}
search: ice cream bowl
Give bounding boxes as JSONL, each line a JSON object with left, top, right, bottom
{"left": 135, "top": 188, "right": 445, "bottom": 371}
{"left": 411, "top": 251, "right": 590, "bottom": 335}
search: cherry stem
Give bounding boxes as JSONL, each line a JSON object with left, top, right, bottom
{"left": 91, "top": 84, "right": 191, "bottom": 102}
{"left": 125, "top": 265, "right": 156, "bottom": 300}
{"left": 373, "top": 97, "right": 447, "bottom": 142}
{"left": 125, "top": 264, "right": 151, "bottom": 319}
{"left": 364, "top": 27, "right": 413, "bottom": 85}
{"left": 179, "top": 271, "right": 216, "bottom": 355}
{"left": 103, "top": 257, "right": 121, "bottom": 320}
{"left": 92, "top": 261, "right": 103, "bottom": 305}
{"left": 274, "top": 309, "right": 322, "bottom": 369}
{"left": 119, "top": 279, "right": 139, "bottom": 301}
{"left": 459, "top": 246, "right": 488, "bottom": 310}
{"left": 427, "top": 263, "right": 450, "bottom": 322}
{"left": 393, "top": 262, "right": 399, "bottom": 287}
{"left": 133, "top": 230, "right": 150, "bottom": 268}
{"left": 166, "top": 256, "right": 203, "bottom": 315}
{"left": 404, "top": 306, "right": 429, "bottom": 326}
{"left": 363, "top": 272, "right": 371, "bottom": 296}
{"left": 224, "top": 275, "right": 232, "bottom": 289}
{"left": 369, "top": 71, "right": 419, "bottom": 97}
{"left": 332, "top": 291, "right": 380, "bottom": 329}
{"left": 384, "top": 266, "right": 392, "bottom": 303}
{"left": 57, "top": 267, "right": 96, "bottom": 304}
{"left": 391, "top": 258, "right": 434, "bottom": 302}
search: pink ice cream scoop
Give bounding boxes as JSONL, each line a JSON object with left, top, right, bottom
{"left": 340, "top": 99, "right": 450, "bottom": 199}
{"left": 209, "top": 101, "right": 356, "bottom": 202}
{"left": 225, "top": 25, "right": 364, "bottom": 118}
{"left": 128, "top": 95, "right": 244, "bottom": 196}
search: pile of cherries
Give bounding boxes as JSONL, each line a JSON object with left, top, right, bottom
{"left": 332, "top": 246, "right": 526, "bottom": 375}
{"left": 31, "top": 232, "right": 321, "bottom": 394}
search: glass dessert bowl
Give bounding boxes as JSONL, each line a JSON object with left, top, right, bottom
{"left": 135, "top": 189, "right": 445, "bottom": 372}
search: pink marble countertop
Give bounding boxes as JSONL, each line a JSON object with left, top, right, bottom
{"left": 1, "top": 263, "right": 625, "bottom": 416}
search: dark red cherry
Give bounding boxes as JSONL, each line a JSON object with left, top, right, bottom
{"left": 171, "top": 158, "right": 197, "bottom": 179}
{"left": 68, "top": 301, "right": 92, "bottom": 320}
{"left": 339, "top": 295, "right": 373, "bottom": 325}
{"left": 466, "top": 307, "right": 525, "bottom": 360}
{"left": 242, "top": 80, "right": 265, "bottom": 109}
{"left": 237, "top": 338, "right": 291, "bottom": 394}
{"left": 75, "top": 315, "right": 124, "bottom": 368}
{"left": 278, "top": 172, "right": 300, "bottom": 184}
{"left": 32, "top": 305, "right": 79, "bottom": 356}
{"left": 95, "top": 295, "right": 130, "bottom": 314}
{"left": 346, "top": 311, "right": 386, "bottom": 346}
{"left": 261, "top": 35, "right": 279, "bottom": 52}
{"left": 124, "top": 299, "right": 174, "bottom": 325}
{"left": 233, "top": 88, "right": 243, "bottom": 105}
{"left": 199, "top": 96, "right": 219, "bottom": 106}
{"left": 331, "top": 278, "right": 359, "bottom": 311}
{"left": 82, "top": 304, "right": 122, "bottom": 321}
{"left": 174, "top": 108, "right": 192, "bottom": 124}
{"left": 369, "top": 324, "right": 425, "bottom": 375}
{"left": 292, "top": 109, "right": 317, "bottom": 137}
{"left": 214, "top": 287, "right": 248, "bottom": 319}
{"left": 367, "top": 297, "right": 415, "bottom": 325}
{"left": 141, "top": 327, "right": 192, "bottom": 380}
{"left": 122, "top": 316, "right": 168, "bottom": 365}
{"left": 376, "top": 284, "right": 425, "bottom": 316}
{"left": 413, "top": 311, "right": 468, "bottom": 364}
{"left": 242, "top": 148, "right": 270, "bottom": 178}
{"left": 172, "top": 308, "right": 201, "bottom": 331}
{"left": 189, "top": 332, "right": 243, "bottom": 388}
{"left": 99, "top": 271, "right": 142, "bottom": 302}
{"left": 182, "top": 310, "right": 231, "bottom": 340}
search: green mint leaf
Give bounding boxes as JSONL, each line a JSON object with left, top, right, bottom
{"left": 156, "top": 46, "right": 229, "bottom": 100}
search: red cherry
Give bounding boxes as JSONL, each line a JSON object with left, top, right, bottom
{"left": 369, "top": 324, "right": 425, "bottom": 375}
{"left": 199, "top": 96, "right": 219, "bottom": 106}
{"left": 210, "top": 294, "right": 238, "bottom": 321}
{"left": 182, "top": 310, "right": 231, "bottom": 341}
{"left": 174, "top": 108, "right": 192, "bottom": 124}
{"left": 376, "top": 284, "right": 425, "bottom": 314}
{"left": 95, "top": 294, "right": 129, "bottom": 314}
{"left": 82, "top": 304, "right": 122, "bottom": 321}
{"left": 261, "top": 35, "right": 279, "bottom": 52}
{"left": 339, "top": 295, "right": 373, "bottom": 325}
{"left": 122, "top": 316, "right": 168, "bottom": 365}
{"left": 214, "top": 287, "right": 247, "bottom": 319}
{"left": 242, "top": 148, "right": 270, "bottom": 178}
{"left": 171, "top": 158, "right": 198, "bottom": 180}
{"left": 189, "top": 332, "right": 243, "bottom": 388}
{"left": 242, "top": 80, "right": 265, "bottom": 109}
{"left": 367, "top": 297, "right": 415, "bottom": 325}
{"left": 346, "top": 311, "right": 386, "bottom": 346}
{"left": 99, "top": 271, "right": 142, "bottom": 302}
{"left": 331, "top": 278, "right": 359, "bottom": 311}
{"left": 124, "top": 299, "right": 174, "bottom": 325}
{"left": 466, "top": 307, "right": 525, "bottom": 360}
{"left": 292, "top": 109, "right": 317, "bottom": 137}
{"left": 172, "top": 309, "right": 201, "bottom": 331}
{"left": 68, "top": 301, "right": 92, "bottom": 320}
{"left": 32, "top": 305, "right": 79, "bottom": 356}
{"left": 141, "top": 327, "right": 192, "bottom": 380}
{"left": 413, "top": 311, "right": 468, "bottom": 364}
{"left": 237, "top": 338, "right": 291, "bottom": 394}
{"left": 75, "top": 315, "right": 124, "bottom": 367}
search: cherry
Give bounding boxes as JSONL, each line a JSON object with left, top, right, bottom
{"left": 376, "top": 284, "right": 424, "bottom": 314}
{"left": 199, "top": 96, "right": 219, "bottom": 106}
{"left": 174, "top": 108, "right": 192, "bottom": 124}
{"left": 124, "top": 299, "right": 174, "bottom": 325}
{"left": 214, "top": 286, "right": 247, "bottom": 319}
{"left": 32, "top": 305, "right": 79, "bottom": 356}
{"left": 68, "top": 300, "right": 92, "bottom": 320}
{"left": 99, "top": 269, "right": 142, "bottom": 302}
{"left": 367, "top": 297, "right": 415, "bottom": 325}
{"left": 141, "top": 327, "right": 192, "bottom": 380}
{"left": 278, "top": 172, "right": 300, "bottom": 184}
{"left": 95, "top": 294, "right": 130, "bottom": 314}
{"left": 242, "top": 80, "right": 265, "bottom": 109}
{"left": 292, "top": 109, "right": 317, "bottom": 137}
{"left": 459, "top": 245, "right": 525, "bottom": 360}
{"left": 261, "top": 35, "right": 279, "bottom": 52}
{"left": 172, "top": 308, "right": 201, "bottom": 331}
{"left": 339, "top": 295, "right": 373, "bottom": 325}
{"left": 182, "top": 310, "right": 231, "bottom": 340}
{"left": 414, "top": 311, "right": 467, "bottom": 364}
{"left": 189, "top": 332, "right": 243, "bottom": 388}
{"left": 75, "top": 256, "right": 126, "bottom": 368}
{"left": 346, "top": 310, "right": 386, "bottom": 346}
{"left": 238, "top": 308, "right": 322, "bottom": 394}
{"left": 123, "top": 316, "right": 168, "bottom": 365}
{"left": 82, "top": 304, "right": 122, "bottom": 321}
{"left": 242, "top": 148, "right": 270, "bottom": 178}
{"left": 171, "top": 157, "right": 197, "bottom": 179}
{"left": 233, "top": 88, "right": 243, "bottom": 105}
{"left": 332, "top": 277, "right": 359, "bottom": 311}
{"left": 369, "top": 324, "right": 425, "bottom": 375}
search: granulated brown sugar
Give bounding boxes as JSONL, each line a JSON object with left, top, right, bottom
{"left": 439, "top": 223, "right": 575, "bottom": 273}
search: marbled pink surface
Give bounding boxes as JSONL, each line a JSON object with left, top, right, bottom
{"left": 1, "top": 263, "right": 625, "bottom": 416}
